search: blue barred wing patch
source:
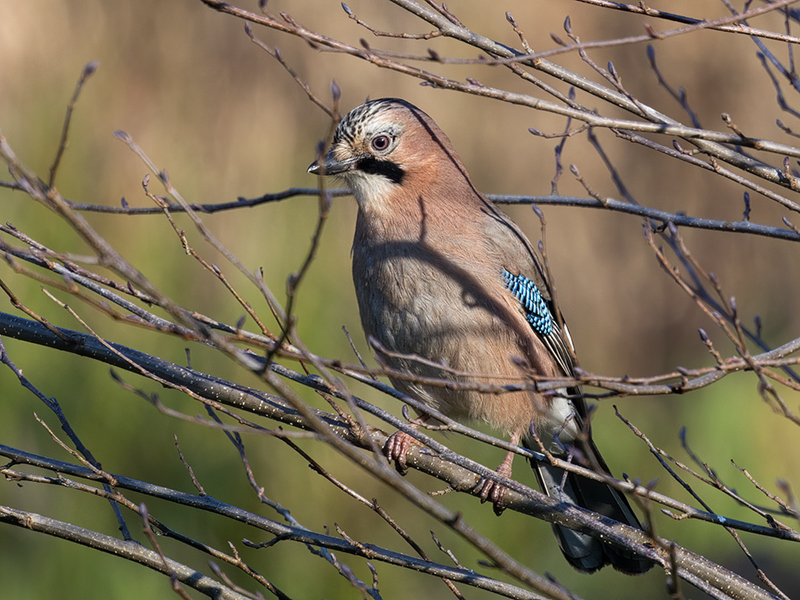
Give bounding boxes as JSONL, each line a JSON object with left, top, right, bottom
{"left": 502, "top": 269, "right": 554, "bottom": 337}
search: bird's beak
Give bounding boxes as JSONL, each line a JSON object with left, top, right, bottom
{"left": 307, "top": 151, "right": 356, "bottom": 176}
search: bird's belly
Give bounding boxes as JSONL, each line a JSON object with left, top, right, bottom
{"left": 356, "top": 257, "right": 542, "bottom": 433}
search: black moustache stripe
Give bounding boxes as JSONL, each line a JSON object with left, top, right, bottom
{"left": 357, "top": 157, "right": 405, "bottom": 185}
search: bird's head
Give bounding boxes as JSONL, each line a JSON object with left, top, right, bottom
{"left": 308, "top": 98, "right": 470, "bottom": 212}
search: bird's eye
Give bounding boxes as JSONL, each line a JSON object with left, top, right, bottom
{"left": 370, "top": 134, "right": 391, "bottom": 152}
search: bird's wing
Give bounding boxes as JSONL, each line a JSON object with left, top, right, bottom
{"left": 478, "top": 200, "right": 576, "bottom": 379}
{"left": 501, "top": 268, "right": 575, "bottom": 380}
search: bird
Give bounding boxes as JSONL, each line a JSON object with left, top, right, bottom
{"left": 308, "top": 98, "right": 651, "bottom": 574}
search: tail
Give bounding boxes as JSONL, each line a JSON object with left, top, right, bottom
{"left": 527, "top": 440, "right": 653, "bottom": 574}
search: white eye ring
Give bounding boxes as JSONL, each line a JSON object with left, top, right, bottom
{"left": 371, "top": 134, "right": 391, "bottom": 152}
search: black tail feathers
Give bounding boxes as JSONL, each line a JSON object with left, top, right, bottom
{"left": 529, "top": 451, "right": 652, "bottom": 574}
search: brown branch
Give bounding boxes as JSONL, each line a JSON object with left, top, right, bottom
{"left": 0, "top": 505, "right": 251, "bottom": 600}
{"left": 49, "top": 61, "right": 99, "bottom": 188}
{"left": 0, "top": 445, "right": 566, "bottom": 600}
{"left": 575, "top": 0, "right": 800, "bottom": 44}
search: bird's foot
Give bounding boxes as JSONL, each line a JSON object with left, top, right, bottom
{"left": 477, "top": 451, "right": 515, "bottom": 515}
{"left": 383, "top": 430, "right": 419, "bottom": 475}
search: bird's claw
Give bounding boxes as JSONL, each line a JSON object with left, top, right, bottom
{"left": 477, "top": 477, "right": 507, "bottom": 515}
{"left": 383, "top": 430, "right": 417, "bottom": 475}
{"left": 476, "top": 452, "right": 515, "bottom": 515}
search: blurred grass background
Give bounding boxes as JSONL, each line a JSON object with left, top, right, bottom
{"left": 1, "top": 1, "right": 799, "bottom": 598}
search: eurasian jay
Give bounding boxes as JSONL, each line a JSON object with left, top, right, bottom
{"left": 308, "top": 98, "right": 651, "bottom": 574}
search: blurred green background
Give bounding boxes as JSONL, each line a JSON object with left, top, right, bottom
{"left": 1, "top": 1, "right": 799, "bottom": 598}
